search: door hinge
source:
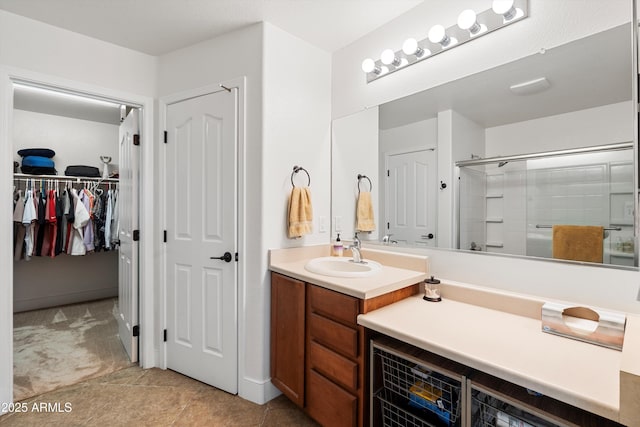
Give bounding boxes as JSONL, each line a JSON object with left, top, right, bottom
{"left": 133, "top": 134, "right": 140, "bottom": 146}
{"left": 235, "top": 252, "right": 238, "bottom": 262}
{"left": 133, "top": 325, "right": 140, "bottom": 337}
{"left": 163, "top": 329, "right": 167, "bottom": 342}
{"left": 163, "top": 230, "right": 167, "bottom": 243}
{"left": 133, "top": 230, "right": 140, "bottom": 241}
{"left": 164, "top": 130, "right": 168, "bottom": 144}
{"left": 387, "top": 222, "right": 390, "bottom": 230}
{"left": 387, "top": 170, "right": 390, "bottom": 177}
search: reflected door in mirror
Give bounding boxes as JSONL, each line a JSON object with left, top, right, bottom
{"left": 385, "top": 149, "right": 436, "bottom": 246}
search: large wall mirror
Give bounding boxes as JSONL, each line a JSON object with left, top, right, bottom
{"left": 331, "top": 20, "right": 638, "bottom": 269}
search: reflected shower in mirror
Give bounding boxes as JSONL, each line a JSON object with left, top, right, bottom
{"left": 458, "top": 144, "right": 634, "bottom": 267}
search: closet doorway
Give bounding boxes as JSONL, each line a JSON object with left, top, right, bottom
{"left": 10, "top": 81, "right": 142, "bottom": 400}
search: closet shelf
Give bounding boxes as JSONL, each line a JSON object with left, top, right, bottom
{"left": 485, "top": 194, "right": 503, "bottom": 198}
{"left": 13, "top": 173, "right": 119, "bottom": 183}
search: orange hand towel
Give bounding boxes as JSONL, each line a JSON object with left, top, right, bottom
{"left": 552, "top": 225, "right": 604, "bottom": 263}
{"left": 288, "top": 187, "right": 313, "bottom": 238}
{"left": 356, "top": 191, "right": 375, "bottom": 232}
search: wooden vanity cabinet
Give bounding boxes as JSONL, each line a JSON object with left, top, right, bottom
{"left": 270, "top": 273, "right": 305, "bottom": 407}
{"left": 270, "top": 271, "right": 419, "bottom": 427}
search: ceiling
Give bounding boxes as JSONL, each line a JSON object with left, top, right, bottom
{"left": 380, "top": 24, "right": 632, "bottom": 130}
{"left": 0, "top": 0, "right": 423, "bottom": 55}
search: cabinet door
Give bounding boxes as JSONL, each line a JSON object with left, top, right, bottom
{"left": 270, "top": 273, "right": 305, "bottom": 407}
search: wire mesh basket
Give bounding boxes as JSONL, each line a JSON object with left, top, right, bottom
{"left": 376, "top": 347, "right": 462, "bottom": 426}
{"left": 471, "top": 390, "right": 559, "bottom": 427}
{"left": 377, "top": 388, "right": 440, "bottom": 427}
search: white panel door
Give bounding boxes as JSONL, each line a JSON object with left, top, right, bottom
{"left": 118, "top": 108, "right": 140, "bottom": 363}
{"left": 385, "top": 150, "right": 437, "bottom": 246}
{"left": 165, "top": 89, "right": 237, "bottom": 394}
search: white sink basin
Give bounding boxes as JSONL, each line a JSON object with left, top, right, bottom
{"left": 304, "top": 256, "right": 382, "bottom": 278}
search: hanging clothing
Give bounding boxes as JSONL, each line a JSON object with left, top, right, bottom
{"left": 93, "top": 190, "right": 106, "bottom": 252}
{"left": 55, "top": 191, "right": 64, "bottom": 256}
{"left": 22, "top": 190, "right": 37, "bottom": 260}
{"left": 46, "top": 190, "right": 58, "bottom": 258}
{"left": 104, "top": 189, "right": 112, "bottom": 250}
{"left": 68, "top": 189, "right": 90, "bottom": 256}
{"left": 81, "top": 189, "right": 95, "bottom": 252}
{"left": 13, "top": 190, "right": 25, "bottom": 260}
{"left": 110, "top": 189, "right": 119, "bottom": 247}
{"left": 35, "top": 191, "right": 46, "bottom": 256}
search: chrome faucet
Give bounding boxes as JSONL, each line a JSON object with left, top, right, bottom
{"left": 346, "top": 245, "right": 363, "bottom": 263}
{"left": 347, "top": 232, "right": 365, "bottom": 263}
{"left": 382, "top": 233, "right": 392, "bottom": 244}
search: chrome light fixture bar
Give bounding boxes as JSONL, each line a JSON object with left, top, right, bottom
{"left": 362, "top": 0, "right": 528, "bottom": 83}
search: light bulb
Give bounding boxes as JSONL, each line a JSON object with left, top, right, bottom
{"left": 492, "top": 0, "right": 521, "bottom": 21}
{"left": 361, "top": 58, "right": 381, "bottom": 74}
{"left": 428, "top": 25, "right": 455, "bottom": 48}
{"left": 380, "top": 49, "right": 400, "bottom": 66}
{"left": 402, "top": 38, "right": 426, "bottom": 58}
{"left": 457, "top": 9, "right": 483, "bottom": 35}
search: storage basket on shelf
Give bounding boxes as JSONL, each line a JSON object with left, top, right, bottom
{"left": 471, "top": 389, "right": 557, "bottom": 427}
{"left": 374, "top": 346, "right": 463, "bottom": 427}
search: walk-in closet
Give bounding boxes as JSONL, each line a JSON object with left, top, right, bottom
{"left": 11, "top": 82, "right": 140, "bottom": 400}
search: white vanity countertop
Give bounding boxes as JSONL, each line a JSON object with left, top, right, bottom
{"left": 359, "top": 292, "right": 623, "bottom": 422}
{"left": 269, "top": 245, "right": 429, "bottom": 300}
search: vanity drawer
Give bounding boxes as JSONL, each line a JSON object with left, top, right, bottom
{"left": 309, "top": 312, "right": 358, "bottom": 359}
{"left": 308, "top": 284, "right": 359, "bottom": 326}
{"left": 309, "top": 340, "right": 358, "bottom": 391}
{"left": 307, "top": 369, "right": 357, "bottom": 427}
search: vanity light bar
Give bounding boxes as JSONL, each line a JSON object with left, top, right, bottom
{"left": 362, "top": 0, "right": 528, "bottom": 83}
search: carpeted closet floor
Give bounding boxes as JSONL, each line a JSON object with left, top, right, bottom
{"left": 13, "top": 298, "right": 134, "bottom": 401}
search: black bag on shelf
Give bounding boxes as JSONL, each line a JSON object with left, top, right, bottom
{"left": 65, "top": 165, "right": 101, "bottom": 177}
{"left": 17, "top": 148, "right": 56, "bottom": 158}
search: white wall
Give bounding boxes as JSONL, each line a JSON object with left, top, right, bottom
{"left": 0, "top": 10, "right": 156, "bottom": 97}
{"left": 331, "top": 0, "right": 631, "bottom": 119}
{"left": 485, "top": 101, "right": 634, "bottom": 156}
{"left": 332, "top": 0, "right": 640, "bottom": 314}
{"left": 262, "top": 22, "right": 331, "bottom": 400}
{"left": 0, "top": 10, "right": 157, "bottom": 410}
{"left": 13, "top": 110, "right": 119, "bottom": 173}
{"left": 263, "top": 23, "right": 332, "bottom": 250}
{"left": 451, "top": 111, "right": 485, "bottom": 162}
{"left": 333, "top": 107, "right": 379, "bottom": 242}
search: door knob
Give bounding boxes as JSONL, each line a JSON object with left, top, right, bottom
{"left": 421, "top": 233, "right": 435, "bottom": 240}
{"left": 211, "top": 252, "right": 233, "bottom": 262}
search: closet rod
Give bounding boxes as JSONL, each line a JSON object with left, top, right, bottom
{"left": 13, "top": 173, "right": 119, "bottom": 183}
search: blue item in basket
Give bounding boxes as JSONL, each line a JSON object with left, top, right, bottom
{"left": 408, "top": 381, "right": 451, "bottom": 426}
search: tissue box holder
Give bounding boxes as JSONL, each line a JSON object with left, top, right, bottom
{"left": 541, "top": 302, "right": 625, "bottom": 351}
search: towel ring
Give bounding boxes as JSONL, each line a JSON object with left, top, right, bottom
{"left": 357, "top": 174, "right": 372, "bottom": 193}
{"left": 291, "top": 166, "right": 311, "bottom": 187}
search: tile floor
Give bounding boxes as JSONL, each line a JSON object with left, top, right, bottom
{"left": 0, "top": 366, "right": 318, "bottom": 426}
{"left": 14, "top": 298, "right": 133, "bottom": 401}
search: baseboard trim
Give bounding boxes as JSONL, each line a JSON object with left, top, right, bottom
{"left": 239, "top": 376, "right": 281, "bottom": 405}
{"left": 13, "top": 288, "right": 118, "bottom": 313}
